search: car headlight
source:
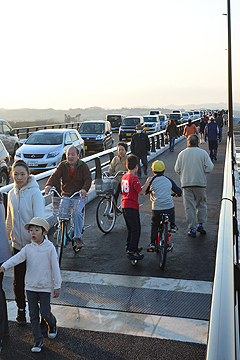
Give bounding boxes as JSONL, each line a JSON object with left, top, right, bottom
{"left": 15, "top": 150, "right": 22, "bottom": 158}
{"left": 47, "top": 151, "right": 59, "bottom": 158}
{"left": 96, "top": 135, "right": 104, "bottom": 140}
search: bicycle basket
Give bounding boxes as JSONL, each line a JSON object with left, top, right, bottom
{"left": 52, "top": 196, "right": 81, "bottom": 220}
{"left": 95, "top": 178, "right": 119, "bottom": 195}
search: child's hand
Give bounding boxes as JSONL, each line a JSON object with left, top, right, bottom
{"left": 0, "top": 266, "right": 5, "bottom": 273}
{"left": 146, "top": 177, "right": 153, "bottom": 183}
{"left": 53, "top": 289, "right": 60, "bottom": 298}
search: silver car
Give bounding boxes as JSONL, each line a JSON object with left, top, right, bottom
{"left": 0, "top": 119, "right": 19, "bottom": 156}
{"left": 15, "top": 129, "right": 85, "bottom": 171}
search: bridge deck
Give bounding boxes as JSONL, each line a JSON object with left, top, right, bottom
{"left": 2, "top": 128, "right": 227, "bottom": 359}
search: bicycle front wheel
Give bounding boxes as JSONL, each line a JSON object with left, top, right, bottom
{"left": 56, "top": 221, "right": 66, "bottom": 266}
{"left": 159, "top": 222, "right": 168, "bottom": 270}
{"left": 96, "top": 197, "right": 116, "bottom": 233}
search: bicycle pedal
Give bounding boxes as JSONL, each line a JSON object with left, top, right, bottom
{"left": 167, "top": 243, "right": 174, "bottom": 252}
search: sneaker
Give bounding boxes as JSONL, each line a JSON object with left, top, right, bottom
{"left": 197, "top": 224, "right": 206, "bottom": 234}
{"left": 74, "top": 237, "right": 83, "bottom": 250}
{"left": 126, "top": 246, "right": 142, "bottom": 253}
{"left": 16, "top": 308, "right": 26, "bottom": 326}
{"left": 31, "top": 341, "right": 43, "bottom": 353}
{"left": 127, "top": 251, "right": 144, "bottom": 260}
{"left": 147, "top": 243, "right": 156, "bottom": 252}
{"left": 188, "top": 229, "right": 196, "bottom": 237}
{"left": 170, "top": 224, "right": 178, "bottom": 233}
{"left": 48, "top": 324, "right": 57, "bottom": 339}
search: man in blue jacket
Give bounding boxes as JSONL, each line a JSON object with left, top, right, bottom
{"left": 205, "top": 116, "right": 219, "bottom": 161}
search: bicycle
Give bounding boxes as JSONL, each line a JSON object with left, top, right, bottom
{"left": 95, "top": 171, "right": 125, "bottom": 233}
{"left": 50, "top": 187, "right": 89, "bottom": 266}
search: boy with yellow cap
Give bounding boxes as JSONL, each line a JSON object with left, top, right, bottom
{"left": 146, "top": 160, "right": 182, "bottom": 252}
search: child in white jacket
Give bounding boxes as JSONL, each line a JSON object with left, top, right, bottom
{"left": 0, "top": 217, "right": 62, "bottom": 353}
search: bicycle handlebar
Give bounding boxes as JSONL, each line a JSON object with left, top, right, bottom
{"left": 102, "top": 171, "right": 126, "bottom": 179}
{"left": 50, "top": 187, "right": 81, "bottom": 199}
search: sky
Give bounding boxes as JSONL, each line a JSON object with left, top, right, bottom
{"left": 0, "top": 0, "right": 239, "bottom": 110}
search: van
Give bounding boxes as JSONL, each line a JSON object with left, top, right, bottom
{"left": 158, "top": 114, "right": 167, "bottom": 129}
{"left": 149, "top": 110, "right": 161, "bottom": 116}
{"left": 119, "top": 116, "right": 144, "bottom": 140}
{"left": 143, "top": 115, "right": 160, "bottom": 134}
{"left": 106, "top": 114, "right": 125, "bottom": 131}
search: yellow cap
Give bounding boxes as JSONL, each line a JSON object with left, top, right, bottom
{"left": 152, "top": 160, "right": 165, "bottom": 172}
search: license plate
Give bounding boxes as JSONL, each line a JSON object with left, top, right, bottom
{"left": 28, "top": 161, "right": 38, "bottom": 167}
{"left": 146, "top": 128, "right": 150, "bottom": 130}
{"left": 84, "top": 145, "right": 87, "bottom": 150}
{"left": 126, "top": 133, "right": 132, "bottom": 136}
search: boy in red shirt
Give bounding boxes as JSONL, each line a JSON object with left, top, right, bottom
{"left": 121, "top": 155, "right": 152, "bottom": 260}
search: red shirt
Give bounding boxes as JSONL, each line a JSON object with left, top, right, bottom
{"left": 121, "top": 173, "right": 142, "bottom": 209}
{"left": 68, "top": 165, "right": 76, "bottom": 180}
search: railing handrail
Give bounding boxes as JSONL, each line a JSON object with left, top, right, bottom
{"left": 206, "top": 137, "right": 237, "bottom": 359}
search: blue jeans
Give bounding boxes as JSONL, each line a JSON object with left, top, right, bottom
{"left": 73, "top": 198, "right": 86, "bottom": 238}
{"left": 169, "top": 137, "right": 175, "bottom": 151}
{"left": 27, "top": 291, "right": 56, "bottom": 343}
{"left": 218, "top": 127, "right": 222, "bottom": 143}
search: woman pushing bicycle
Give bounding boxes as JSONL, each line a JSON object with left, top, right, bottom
{"left": 145, "top": 160, "right": 182, "bottom": 252}
{"left": 45, "top": 146, "right": 92, "bottom": 250}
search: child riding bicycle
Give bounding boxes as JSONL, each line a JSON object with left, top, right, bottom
{"left": 145, "top": 160, "right": 182, "bottom": 252}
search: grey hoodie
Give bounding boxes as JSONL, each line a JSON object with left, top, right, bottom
{"left": 6, "top": 175, "right": 45, "bottom": 250}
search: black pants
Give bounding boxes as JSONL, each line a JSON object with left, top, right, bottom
{"left": 151, "top": 208, "right": 175, "bottom": 243}
{"left": 136, "top": 154, "right": 148, "bottom": 176}
{"left": 0, "top": 263, "right": 9, "bottom": 340}
{"left": 13, "top": 248, "right": 26, "bottom": 310}
{"left": 122, "top": 208, "right": 141, "bottom": 252}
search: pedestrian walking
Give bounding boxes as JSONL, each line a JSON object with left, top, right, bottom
{"left": 165, "top": 119, "right": 179, "bottom": 151}
{"left": 130, "top": 124, "right": 150, "bottom": 178}
{"left": 183, "top": 119, "right": 198, "bottom": 138}
{"left": 205, "top": 116, "right": 219, "bottom": 161}
{"left": 0, "top": 217, "right": 62, "bottom": 353}
{"left": 6, "top": 160, "right": 45, "bottom": 326}
{"left": 199, "top": 117, "right": 206, "bottom": 144}
{"left": 174, "top": 134, "right": 214, "bottom": 237}
{"left": 0, "top": 193, "right": 12, "bottom": 354}
{"left": 215, "top": 112, "right": 223, "bottom": 143}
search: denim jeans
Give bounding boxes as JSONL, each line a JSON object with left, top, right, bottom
{"left": 27, "top": 291, "right": 56, "bottom": 343}
{"left": 169, "top": 137, "right": 175, "bottom": 151}
{"left": 73, "top": 198, "right": 86, "bottom": 238}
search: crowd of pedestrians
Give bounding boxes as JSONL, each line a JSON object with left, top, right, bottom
{"left": 0, "top": 112, "right": 226, "bottom": 354}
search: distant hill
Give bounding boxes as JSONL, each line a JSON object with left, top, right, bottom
{"left": 0, "top": 104, "right": 239, "bottom": 127}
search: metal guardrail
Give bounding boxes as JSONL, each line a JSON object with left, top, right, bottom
{"left": 13, "top": 121, "right": 82, "bottom": 140}
{"left": 206, "top": 136, "right": 239, "bottom": 359}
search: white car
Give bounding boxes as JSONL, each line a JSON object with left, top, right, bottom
{"left": 182, "top": 112, "right": 190, "bottom": 123}
{"left": 193, "top": 111, "right": 201, "bottom": 119}
{"left": 187, "top": 111, "right": 194, "bottom": 121}
{"left": 15, "top": 129, "right": 85, "bottom": 171}
{"left": 143, "top": 115, "right": 160, "bottom": 134}
{"left": 158, "top": 114, "right": 167, "bottom": 129}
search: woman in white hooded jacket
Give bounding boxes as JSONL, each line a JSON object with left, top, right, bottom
{"left": 6, "top": 160, "right": 45, "bottom": 326}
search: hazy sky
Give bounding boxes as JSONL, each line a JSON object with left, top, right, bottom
{"left": 0, "top": 0, "right": 239, "bottom": 110}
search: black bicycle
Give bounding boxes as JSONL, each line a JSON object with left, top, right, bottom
{"left": 156, "top": 214, "right": 174, "bottom": 269}
{"left": 95, "top": 171, "right": 125, "bottom": 233}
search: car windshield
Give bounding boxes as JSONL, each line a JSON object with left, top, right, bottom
{"left": 107, "top": 115, "right": 121, "bottom": 121}
{"left": 144, "top": 117, "right": 157, "bottom": 123}
{"left": 80, "top": 123, "right": 104, "bottom": 134}
{"left": 122, "top": 118, "right": 140, "bottom": 126}
{"left": 25, "top": 133, "right": 63, "bottom": 145}
{"left": 170, "top": 114, "right": 180, "bottom": 119}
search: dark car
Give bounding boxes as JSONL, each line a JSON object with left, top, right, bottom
{"left": 79, "top": 120, "right": 114, "bottom": 152}
{"left": 0, "top": 119, "right": 19, "bottom": 156}
{"left": 168, "top": 113, "right": 183, "bottom": 125}
{"left": 0, "top": 139, "right": 10, "bottom": 187}
{"left": 106, "top": 114, "right": 125, "bottom": 131}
